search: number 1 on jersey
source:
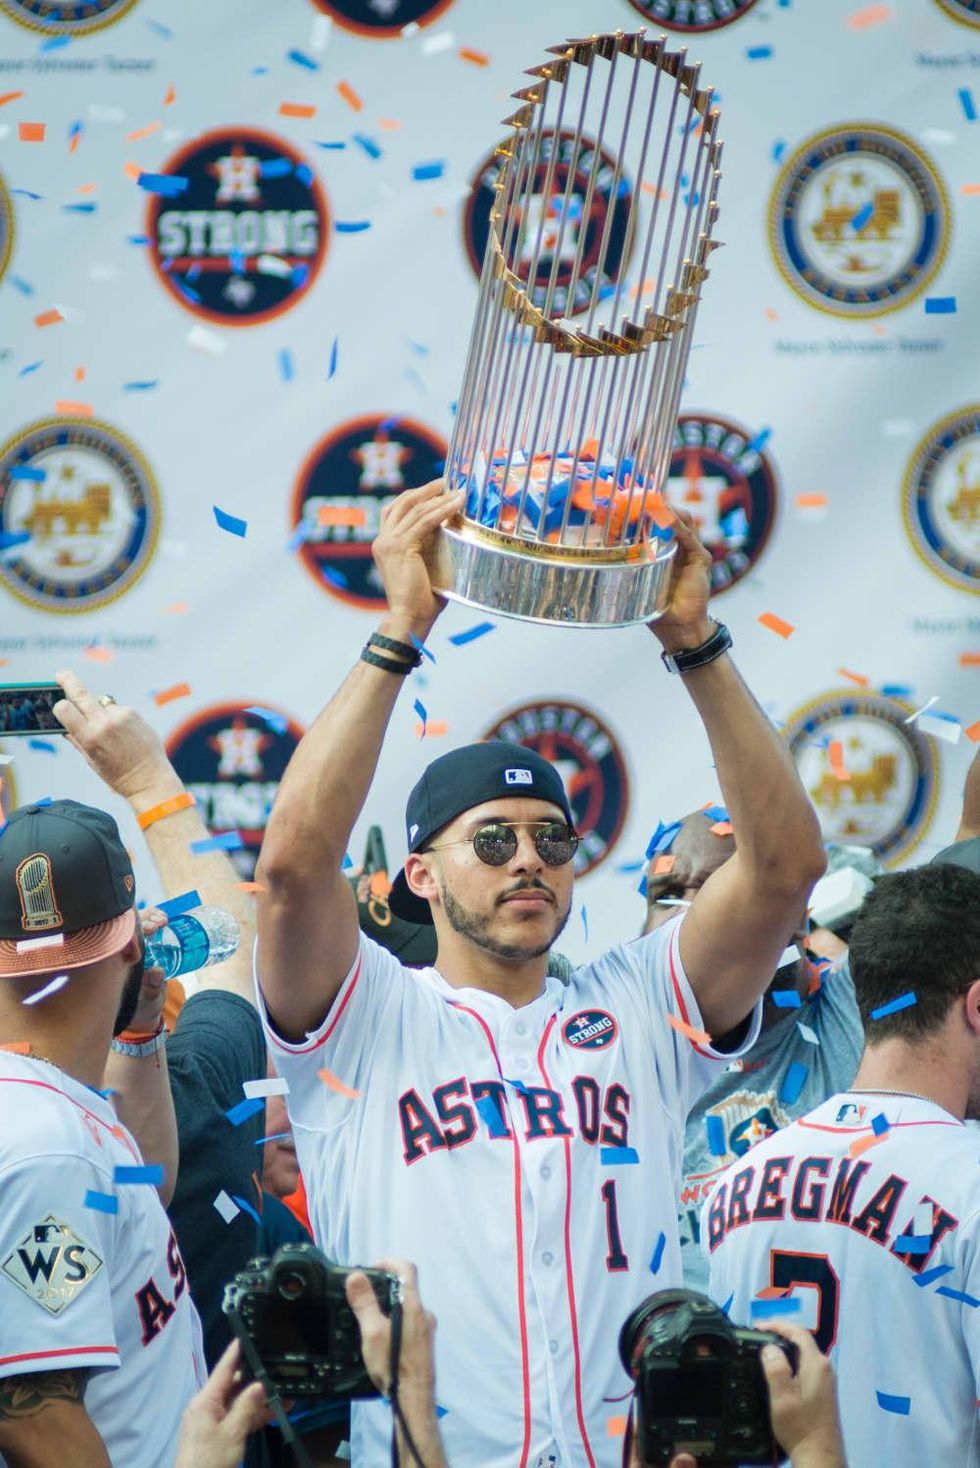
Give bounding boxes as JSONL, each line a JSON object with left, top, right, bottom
{"left": 601, "top": 1180, "right": 629, "bottom": 1271}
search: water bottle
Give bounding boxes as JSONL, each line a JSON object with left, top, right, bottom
{"left": 144, "top": 906, "right": 240, "bottom": 979}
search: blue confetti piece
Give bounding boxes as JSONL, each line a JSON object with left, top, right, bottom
{"left": 700, "top": 804, "right": 729, "bottom": 823}
{"left": 959, "top": 88, "right": 977, "bottom": 122}
{"left": 84, "top": 1190, "right": 118, "bottom": 1213}
{"left": 294, "top": 163, "right": 313, "bottom": 188}
{"left": 190, "top": 831, "right": 244, "bottom": 854}
{"left": 750, "top": 1296, "right": 801, "bottom": 1319}
{"left": 260, "top": 158, "right": 293, "bottom": 180}
{"left": 720, "top": 1293, "right": 734, "bottom": 1318}
{"left": 894, "top": 1234, "right": 931, "bottom": 1254}
{"left": 871, "top": 992, "right": 917, "bottom": 1021}
{"left": 413, "top": 160, "right": 446, "bottom": 181}
{"left": 0, "top": 531, "right": 32, "bottom": 550}
{"left": 327, "top": 337, "right": 339, "bottom": 379}
{"left": 230, "top": 1194, "right": 262, "bottom": 1224}
{"left": 39, "top": 33, "right": 71, "bottom": 51}
{"left": 251, "top": 65, "right": 270, "bottom": 75}
{"left": 745, "top": 429, "right": 771, "bottom": 456}
{"left": 601, "top": 1146, "right": 639, "bottom": 1165}
{"left": 213, "top": 505, "right": 248, "bottom": 538}
{"left": 137, "top": 172, "right": 189, "bottom": 197}
{"left": 288, "top": 47, "right": 320, "bottom": 70}
{"left": 746, "top": 45, "right": 773, "bottom": 59}
{"left": 157, "top": 889, "right": 201, "bottom": 921}
{"left": 435, "top": 1405, "right": 449, "bottom": 1420}
{"left": 913, "top": 1264, "right": 954, "bottom": 1288}
{"left": 407, "top": 340, "right": 430, "bottom": 357}
{"left": 871, "top": 1113, "right": 890, "bottom": 1136}
{"left": 146, "top": 17, "right": 174, "bottom": 37}
{"left": 9, "top": 465, "right": 46, "bottom": 482}
{"left": 27, "top": 739, "right": 57, "bottom": 754}
{"left": 645, "top": 819, "right": 683, "bottom": 859}
{"left": 61, "top": 202, "right": 97, "bottom": 214}
{"left": 174, "top": 280, "right": 202, "bottom": 305}
{"left": 706, "top": 1115, "right": 727, "bottom": 1156}
{"left": 258, "top": 1132, "right": 292, "bottom": 1145}
{"left": 779, "top": 1060, "right": 808, "bottom": 1105}
{"left": 114, "top": 1164, "right": 164, "bottom": 1186}
{"left": 881, "top": 684, "right": 913, "bottom": 699}
{"left": 409, "top": 634, "right": 436, "bottom": 664}
{"left": 354, "top": 133, "right": 382, "bottom": 159}
{"left": 335, "top": 220, "right": 371, "bottom": 233}
{"left": 128, "top": 233, "right": 152, "bottom": 246}
{"left": 226, "top": 1097, "right": 266, "bottom": 1126}
{"left": 581, "top": 903, "right": 588, "bottom": 942}
{"left": 924, "top": 297, "right": 956, "bottom": 315}
{"left": 314, "top": 140, "right": 347, "bottom": 150}
{"left": 876, "top": 1392, "right": 911, "bottom": 1416}
{"left": 342, "top": 852, "right": 354, "bottom": 870}
{"left": 322, "top": 566, "right": 347, "bottom": 588}
{"left": 245, "top": 706, "right": 288, "bottom": 735}
{"left": 850, "top": 201, "right": 874, "bottom": 231}
{"left": 475, "top": 1094, "right": 510, "bottom": 1138}
{"left": 9, "top": 276, "right": 35, "bottom": 296}
{"left": 936, "top": 1286, "right": 980, "bottom": 1307}
{"left": 123, "top": 381, "right": 159, "bottom": 392}
{"left": 649, "top": 1232, "right": 667, "bottom": 1274}
{"left": 18, "top": 362, "right": 42, "bottom": 378}
{"left": 771, "top": 139, "right": 786, "bottom": 162}
{"left": 413, "top": 698, "right": 427, "bottom": 735}
{"left": 448, "top": 622, "right": 493, "bottom": 647}
{"left": 504, "top": 1077, "right": 531, "bottom": 1097}
{"left": 771, "top": 990, "right": 802, "bottom": 1009}
{"left": 278, "top": 348, "right": 294, "bottom": 382}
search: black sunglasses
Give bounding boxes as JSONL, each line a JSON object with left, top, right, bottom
{"left": 426, "top": 820, "right": 580, "bottom": 868}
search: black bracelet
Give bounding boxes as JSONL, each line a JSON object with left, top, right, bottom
{"left": 661, "top": 621, "right": 732, "bottom": 675}
{"left": 360, "top": 646, "right": 415, "bottom": 676}
{"left": 369, "top": 632, "right": 423, "bottom": 669}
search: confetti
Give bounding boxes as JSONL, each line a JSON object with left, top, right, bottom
{"left": 124, "top": 381, "right": 159, "bottom": 392}
{"left": 607, "top": 1417, "right": 628, "bottom": 1439}
{"left": 190, "top": 831, "right": 244, "bottom": 854}
{"left": 652, "top": 854, "right": 676, "bottom": 876}
{"left": 967, "top": 722, "right": 980, "bottom": 744}
{"left": 18, "top": 122, "right": 45, "bottom": 143}
{"left": 746, "top": 45, "right": 773, "bottom": 59}
{"left": 961, "top": 183, "right": 980, "bottom": 196}
{"left": 796, "top": 1022, "right": 819, "bottom": 1045}
{"left": 258, "top": 1132, "right": 291, "bottom": 1145}
{"left": 243, "top": 1077, "right": 289, "bottom": 1099}
{"left": 837, "top": 668, "right": 869, "bottom": 687}
{"left": 850, "top": 1131, "right": 888, "bottom": 1159}
{"left": 413, "top": 160, "right": 446, "bottom": 181}
{"left": 278, "top": 348, "right": 295, "bottom": 382}
{"left": 354, "top": 132, "right": 382, "bottom": 159}
{"left": 28, "top": 739, "right": 58, "bottom": 754}
{"left": 213, "top": 1191, "right": 240, "bottom": 1223}
{"left": 778, "top": 944, "right": 800, "bottom": 969}
{"left": 796, "top": 492, "right": 827, "bottom": 513}
{"left": 156, "top": 890, "right": 201, "bottom": 921}
{"left": 187, "top": 324, "right": 225, "bottom": 356}
{"left": 828, "top": 741, "right": 850, "bottom": 781}
{"left": 649, "top": 1231, "right": 667, "bottom": 1273}
{"left": 114, "top": 1164, "right": 164, "bottom": 1186}
{"left": 163, "top": 84, "right": 176, "bottom": 105}
{"left": 960, "top": 653, "right": 980, "bottom": 667}
{"left": 9, "top": 465, "right": 46, "bottom": 482}
{"left": 871, "top": 1112, "right": 890, "bottom": 1136}
{"left": 310, "top": 13, "right": 332, "bottom": 50}
{"left": 871, "top": 992, "right": 917, "bottom": 1020}
{"left": 449, "top": 622, "right": 494, "bottom": 645}
{"left": 646, "top": 819, "right": 683, "bottom": 858}
{"left": 421, "top": 30, "right": 455, "bottom": 54}
{"left": 917, "top": 712, "right": 961, "bottom": 744}
{"left": 279, "top": 102, "right": 317, "bottom": 119}
{"left": 244, "top": 706, "right": 288, "bottom": 734}
{"left": 213, "top": 506, "right": 247, "bottom": 538}
{"left": 459, "top": 46, "right": 490, "bottom": 66}
{"left": 875, "top": 1392, "right": 910, "bottom": 1416}
{"left": 16, "top": 933, "right": 64, "bottom": 954}
{"left": 750, "top": 1295, "right": 801, "bottom": 1319}
{"left": 706, "top": 1114, "right": 727, "bottom": 1156}
{"left": 287, "top": 48, "right": 320, "bottom": 70}
{"left": 82, "top": 645, "right": 113, "bottom": 664}
{"left": 318, "top": 1067, "right": 361, "bottom": 1099}
{"left": 850, "top": 201, "right": 874, "bottom": 231}
{"left": 153, "top": 683, "right": 191, "bottom": 706}
{"left": 913, "top": 1264, "right": 954, "bottom": 1289}
{"left": 758, "top": 611, "right": 794, "bottom": 639}
{"left": 936, "top": 1286, "right": 980, "bottom": 1307}
{"left": 779, "top": 1060, "right": 808, "bottom": 1105}
{"left": 772, "top": 990, "right": 802, "bottom": 1009}
{"left": 34, "top": 308, "right": 64, "bottom": 328}
{"left": 326, "top": 337, "right": 339, "bottom": 378}
{"left": 225, "top": 1097, "right": 266, "bottom": 1126}
{"left": 924, "top": 297, "right": 957, "bottom": 314}
{"left": 54, "top": 401, "right": 94, "bottom": 417}
{"left": 85, "top": 1190, "right": 118, "bottom": 1214}
{"left": 336, "top": 80, "right": 363, "bottom": 112}
{"left": 893, "top": 1234, "right": 932, "bottom": 1254}
{"left": 22, "top": 974, "right": 69, "bottom": 1006}
{"left": 905, "top": 695, "right": 938, "bottom": 726}
{"left": 959, "top": 89, "right": 977, "bottom": 123}
{"left": 711, "top": 821, "right": 734, "bottom": 836}
{"left": 231, "top": 1194, "right": 262, "bottom": 1224}
{"left": 137, "top": 172, "right": 189, "bottom": 197}
{"left": 846, "top": 2, "right": 892, "bottom": 27}
{"left": 0, "top": 91, "right": 24, "bottom": 107}
{"left": 126, "top": 121, "right": 162, "bottom": 142}
{"left": 600, "top": 1146, "right": 639, "bottom": 1165}
{"left": 335, "top": 220, "right": 371, "bottom": 233}
{"left": 413, "top": 698, "right": 427, "bottom": 736}
{"left": 475, "top": 1093, "right": 510, "bottom": 1137}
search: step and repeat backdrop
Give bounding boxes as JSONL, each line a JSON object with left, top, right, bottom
{"left": 0, "top": 0, "right": 978, "bottom": 960}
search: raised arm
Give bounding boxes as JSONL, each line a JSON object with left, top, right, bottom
{"left": 649, "top": 515, "right": 826, "bottom": 1037}
{"left": 255, "top": 482, "right": 464, "bottom": 1040}
{"left": 0, "top": 1370, "right": 111, "bottom": 1468}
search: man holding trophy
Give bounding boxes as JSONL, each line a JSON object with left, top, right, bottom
{"left": 253, "top": 29, "right": 826, "bottom": 1468}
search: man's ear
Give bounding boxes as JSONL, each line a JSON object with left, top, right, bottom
{"left": 964, "top": 977, "right": 980, "bottom": 1037}
{"left": 120, "top": 934, "right": 142, "bottom": 964}
{"left": 405, "top": 853, "right": 440, "bottom": 909}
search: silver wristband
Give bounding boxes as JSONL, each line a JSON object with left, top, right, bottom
{"left": 109, "top": 1028, "right": 168, "bottom": 1059}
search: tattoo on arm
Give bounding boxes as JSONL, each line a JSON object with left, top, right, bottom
{"left": 0, "top": 1370, "right": 88, "bottom": 1422}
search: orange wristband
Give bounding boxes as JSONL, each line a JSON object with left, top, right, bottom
{"left": 137, "top": 792, "right": 195, "bottom": 830}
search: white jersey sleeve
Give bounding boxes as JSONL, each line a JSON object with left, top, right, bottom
{"left": 0, "top": 1153, "right": 119, "bottom": 1380}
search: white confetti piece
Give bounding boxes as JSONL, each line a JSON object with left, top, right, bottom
{"left": 187, "top": 324, "right": 226, "bottom": 356}
{"left": 913, "top": 1202, "right": 934, "bottom": 1236}
{"left": 0, "top": 754, "right": 14, "bottom": 766}
{"left": 310, "top": 11, "right": 332, "bottom": 50}
{"left": 882, "top": 419, "right": 913, "bottom": 437}
{"left": 917, "top": 712, "right": 961, "bottom": 744}
{"left": 242, "top": 1077, "right": 290, "bottom": 1099}
{"left": 421, "top": 29, "right": 455, "bottom": 54}
{"left": 796, "top": 1022, "right": 819, "bottom": 1045}
{"left": 922, "top": 127, "right": 956, "bottom": 145}
{"left": 213, "top": 1190, "right": 240, "bottom": 1223}
{"left": 257, "top": 254, "right": 293, "bottom": 278}
{"left": 778, "top": 944, "right": 800, "bottom": 969}
{"left": 23, "top": 974, "right": 69, "bottom": 1006}
{"left": 86, "top": 103, "right": 125, "bottom": 123}
{"left": 904, "top": 695, "right": 938, "bottom": 726}
{"left": 401, "top": 20, "right": 420, "bottom": 37}
{"left": 15, "top": 933, "right": 64, "bottom": 954}
{"left": 53, "top": 303, "right": 86, "bottom": 325}
{"left": 88, "top": 264, "right": 119, "bottom": 282}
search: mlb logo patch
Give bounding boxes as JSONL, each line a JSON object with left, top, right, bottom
{"left": 505, "top": 768, "right": 533, "bottom": 786}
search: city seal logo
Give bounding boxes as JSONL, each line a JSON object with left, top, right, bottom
{"left": 308, "top": 0, "right": 455, "bottom": 39}
{"left": 623, "top": 0, "right": 761, "bottom": 31}
{"left": 483, "top": 700, "right": 629, "bottom": 877}
{"left": 464, "top": 129, "right": 634, "bottom": 317}
{"left": 562, "top": 1009, "right": 618, "bottom": 1051}
{"left": 902, "top": 404, "right": 980, "bottom": 595}
{"left": 769, "top": 123, "right": 950, "bottom": 319}
{"left": 782, "top": 690, "right": 939, "bottom": 867}
{"left": 933, "top": 0, "right": 980, "bottom": 26}
{"left": 165, "top": 703, "right": 304, "bottom": 881}
{"left": 147, "top": 127, "right": 329, "bottom": 326}
{"left": 0, "top": 171, "right": 14, "bottom": 289}
{"left": 666, "top": 413, "right": 778, "bottom": 594}
{"left": 291, "top": 414, "right": 447, "bottom": 609}
{"left": 0, "top": 417, "right": 160, "bottom": 614}
{"left": 0, "top": 0, "right": 138, "bottom": 34}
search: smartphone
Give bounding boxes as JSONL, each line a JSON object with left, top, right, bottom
{"left": 0, "top": 683, "right": 66, "bottom": 737}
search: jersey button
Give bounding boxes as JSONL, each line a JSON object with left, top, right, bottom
{"left": 549, "top": 1339, "right": 559, "bottom": 1355}
{"left": 542, "top": 1250, "right": 554, "bottom": 1266}
{"left": 515, "top": 1022, "right": 527, "bottom": 1036}
{"left": 540, "top": 1164, "right": 552, "bottom": 1180}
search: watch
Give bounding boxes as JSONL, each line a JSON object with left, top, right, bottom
{"left": 109, "top": 1028, "right": 168, "bottom": 1059}
{"left": 660, "top": 621, "right": 732, "bottom": 675}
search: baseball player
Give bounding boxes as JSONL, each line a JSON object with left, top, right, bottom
{"left": 704, "top": 861, "right": 980, "bottom": 1468}
{"left": 0, "top": 800, "right": 204, "bottom": 1467}
{"left": 254, "top": 480, "right": 825, "bottom": 1467}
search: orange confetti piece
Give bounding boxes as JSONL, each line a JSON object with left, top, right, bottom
{"left": 278, "top": 102, "right": 317, "bottom": 119}
{"left": 123, "top": 160, "right": 142, "bottom": 181}
{"left": 652, "top": 854, "right": 675, "bottom": 876}
{"left": 796, "top": 493, "right": 827, "bottom": 509}
{"left": 82, "top": 646, "right": 115, "bottom": 664}
{"left": 828, "top": 740, "right": 850, "bottom": 781}
{"left": 959, "top": 653, "right": 980, "bottom": 667}
{"left": 76, "top": 182, "right": 98, "bottom": 195}
{"left": 416, "top": 719, "right": 450, "bottom": 738}
{"left": 318, "top": 1067, "right": 361, "bottom": 1099}
{"left": 73, "top": 365, "right": 86, "bottom": 383}
{"left": 755, "top": 1285, "right": 791, "bottom": 1300}
{"left": 836, "top": 668, "right": 869, "bottom": 688}
{"left": 126, "top": 121, "right": 162, "bottom": 142}
{"left": 235, "top": 881, "right": 267, "bottom": 894}
{"left": 165, "top": 601, "right": 189, "bottom": 615}
{"left": 0, "top": 91, "right": 24, "bottom": 108}
{"left": 711, "top": 821, "right": 734, "bottom": 836}
{"left": 646, "top": 491, "right": 676, "bottom": 530}
{"left": 378, "top": 117, "right": 402, "bottom": 131}
{"left": 54, "top": 400, "right": 94, "bottom": 417}
{"left": 0, "top": 1041, "right": 32, "bottom": 1056}
{"left": 764, "top": 307, "right": 779, "bottom": 322}
{"left": 758, "top": 611, "right": 795, "bottom": 639}
{"left": 666, "top": 1012, "right": 713, "bottom": 1047}
{"left": 163, "top": 83, "right": 176, "bottom": 106}
{"left": 337, "top": 80, "right": 363, "bottom": 112}
{"left": 18, "top": 121, "right": 45, "bottom": 142}
{"left": 961, "top": 184, "right": 980, "bottom": 197}
{"left": 850, "top": 1130, "right": 887, "bottom": 1159}
{"left": 318, "top": 505, "right": 367, "bottom": 528}
{"left": 846, "top": 1, "right": 892, "bottom": 28}
{"left": 368, "top": 871, "right": 391, "bottom": 899}
{"left": 459, "top": 46, "right": 490, "bottom": 66}
{"left": 34, "top": 308, "right": 63, "bottom": 328}
{"left": 966, "top": 721, "right": 980, "bottom": 744}
{"left": 606, "top": 1417, "right": 627, "bottom": 1439}
{"left": 154, "top": 682, "right": 192, "bottom": 707}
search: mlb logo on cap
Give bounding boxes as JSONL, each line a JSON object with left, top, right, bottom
{"left": 505, "top": 769, "right": 534, "bottom": 786}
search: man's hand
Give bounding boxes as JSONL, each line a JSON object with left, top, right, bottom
{"left": 648, "top": 510, "right": 715, "bottom": 654}
{"left": 762, "top": 1324, "right": 847, "bottom": 1468}
{"left": 371, "top": 480, "right": 465, "bottom": 634}
{"left": 174, "top": 1341, "right": 272, "bottom": 1468}
{"left": 128, "top": 908, "right": 168, "bottom": 1032}
{"left": 52, "top": 672, "right": 179, "bottom": 804}
{"left": 345, "top": 1260, "right": 436, "bottom": 1403}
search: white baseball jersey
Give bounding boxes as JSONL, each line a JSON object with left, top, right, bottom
{"left": 703, "top": 1091, "right": 980, "bottom": 1467}
{"left": 256, "top": 914, "right": 762, "bottom": 1468}
{"left": 0, "top": 1053, "right": 205, "bottom": 1468}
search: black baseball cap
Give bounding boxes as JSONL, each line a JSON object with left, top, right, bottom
{"left": 388, "top": 741, "right": 575, "bottom": 925}
{"left": 0, "top": 799, "right": 137, "bottom": 978}
{"left": 349, "top": 825, "right": 437, "bottom": 966}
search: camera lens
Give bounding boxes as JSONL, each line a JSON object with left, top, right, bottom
{"left": 277, "top": 1268, "right": 310, "bottom": 1300}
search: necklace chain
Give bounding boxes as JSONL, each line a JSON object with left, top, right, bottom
{"left": 850, "top": 1087, "right": 942, "bottom": 1108}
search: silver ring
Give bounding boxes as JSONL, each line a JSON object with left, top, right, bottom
{"left": 98, "top": 694, "right": 117, "bottom": 708}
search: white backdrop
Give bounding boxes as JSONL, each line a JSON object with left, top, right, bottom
{"left": 1, "top": 0, "right": 978, "bottom": 962}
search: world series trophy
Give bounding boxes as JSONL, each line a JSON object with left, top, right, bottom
{"left": 431, "top": 31, "right": 723, "bottom": 627}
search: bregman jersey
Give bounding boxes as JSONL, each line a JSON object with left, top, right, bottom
{"left": 0, "top": 1053, "right": 205, "bottom": 1468}
{"left": 256, "top": 913, "right": 762, "bottom": 1468}
{"left": 703, "top": 1091, "right": 980, "bottom": 1467}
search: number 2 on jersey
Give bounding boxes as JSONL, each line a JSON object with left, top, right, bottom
{"left": 601, "top": 1180, "right": 629, "bottom": 1271}
{"left": 768, "top": 1249, "right": 840, "bottom": 1353}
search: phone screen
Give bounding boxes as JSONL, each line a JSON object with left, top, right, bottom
{"left": 0, "top": 684, "right": 66, "bottom": 737}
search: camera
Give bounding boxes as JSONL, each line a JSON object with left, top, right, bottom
{"left": 222, "top": 1242, "right": 398, "bottom": 1399}
{"left": 619, "top": 1288, "right": 799, "bottom": 1466}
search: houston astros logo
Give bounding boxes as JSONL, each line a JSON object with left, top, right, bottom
{"left": 291, "top": 414, "right": 447, "bottom": 610}
{"left": 933, "top": 0, "right": 980, "bottom": 25}
{"left": 147, "top": 128, "right": 329, "bottom": 326}
{"left": 484, "top": 701, "right": 629, "bottom": 877}
{"left": 666, "top": 413, "right": 777, "bottom": 594}
{"left": 782, "top": 690, "right": 938, "bottom": 867}
{"left": 165, "top": 703, "right": 304, "bottom": 880}
{"left": 769, "top": 123, "right": 950, "bottom": 319}
{"left": 902, "top": 405, "right": 980, "bottom": 596}
{"left": 0, "top": 0, "right": 138, "bottom": 33}
{"left": 705, "top": 1091, "right": 788, "bottom": 1169}
{"left": 562, "top": 1009, "right": 618, "bottom": 1051}
{"left": 623, "top": 0, "right": 760, "bottom": 31}
{"left": 464, "top": 129, "right": 634, "bottom": 317}
{"left": 0, "top": 417, "right": 160, "bottom": 614}
{"left": 308, "top": 0, "right": 454, "bottom": 38}
{"left": 0, "top": 172, "right": 13, "bottom": 290}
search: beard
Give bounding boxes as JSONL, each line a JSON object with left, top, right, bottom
{"left": 441, "top": 881, "right": 571, "bottom": 962}
{"left": 112, "top": 953, "right": 145, "bottom": 1037}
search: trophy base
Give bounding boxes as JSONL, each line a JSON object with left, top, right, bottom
{"left": 429, "top": 522, "right": 676, "bottom": 629}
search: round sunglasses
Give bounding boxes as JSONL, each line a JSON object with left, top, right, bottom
{"left": 426, "top": 820, "right": 580, "bottom": 868}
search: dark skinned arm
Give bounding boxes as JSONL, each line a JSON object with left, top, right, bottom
{"left": 0, "top": 1370, "right": 111, "bottom": 1468}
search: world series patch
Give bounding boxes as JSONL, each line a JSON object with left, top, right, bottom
{"left": 902, "top": 405, "right": 980, "bottom": 595}
{"left": 0, "top": 0, "right": 138, "bottom": 33}
{"left": 769, "top": 123, "right": 950, "bottom": 319}
{"left": 147, "top": 127, "right": 329, "bottom": 326}
{"left": 623, "top": 0, "right": 760, "bottom": 31}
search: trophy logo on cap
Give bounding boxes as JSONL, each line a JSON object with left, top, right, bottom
{"left": 433, "top": 30, "right": 723, "bottom": 627}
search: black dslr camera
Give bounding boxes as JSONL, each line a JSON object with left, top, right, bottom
{"left": 619, "top": 1288, "right": 799, "bottom": 1466}
{"left": 222, "top": 1242, "right": 398, "bottom": 1399}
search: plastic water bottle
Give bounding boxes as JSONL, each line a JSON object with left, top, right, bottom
{"left": 144, "top": 906, "right": 240, "bottom": 979}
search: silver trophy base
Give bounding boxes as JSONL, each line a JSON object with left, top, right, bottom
{"left": 429, "top": 522, "right": 676, "bottom": 629}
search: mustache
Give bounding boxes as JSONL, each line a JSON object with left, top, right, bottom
{"left": 498, "top": 878, "right": 556, "bottom": 905}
